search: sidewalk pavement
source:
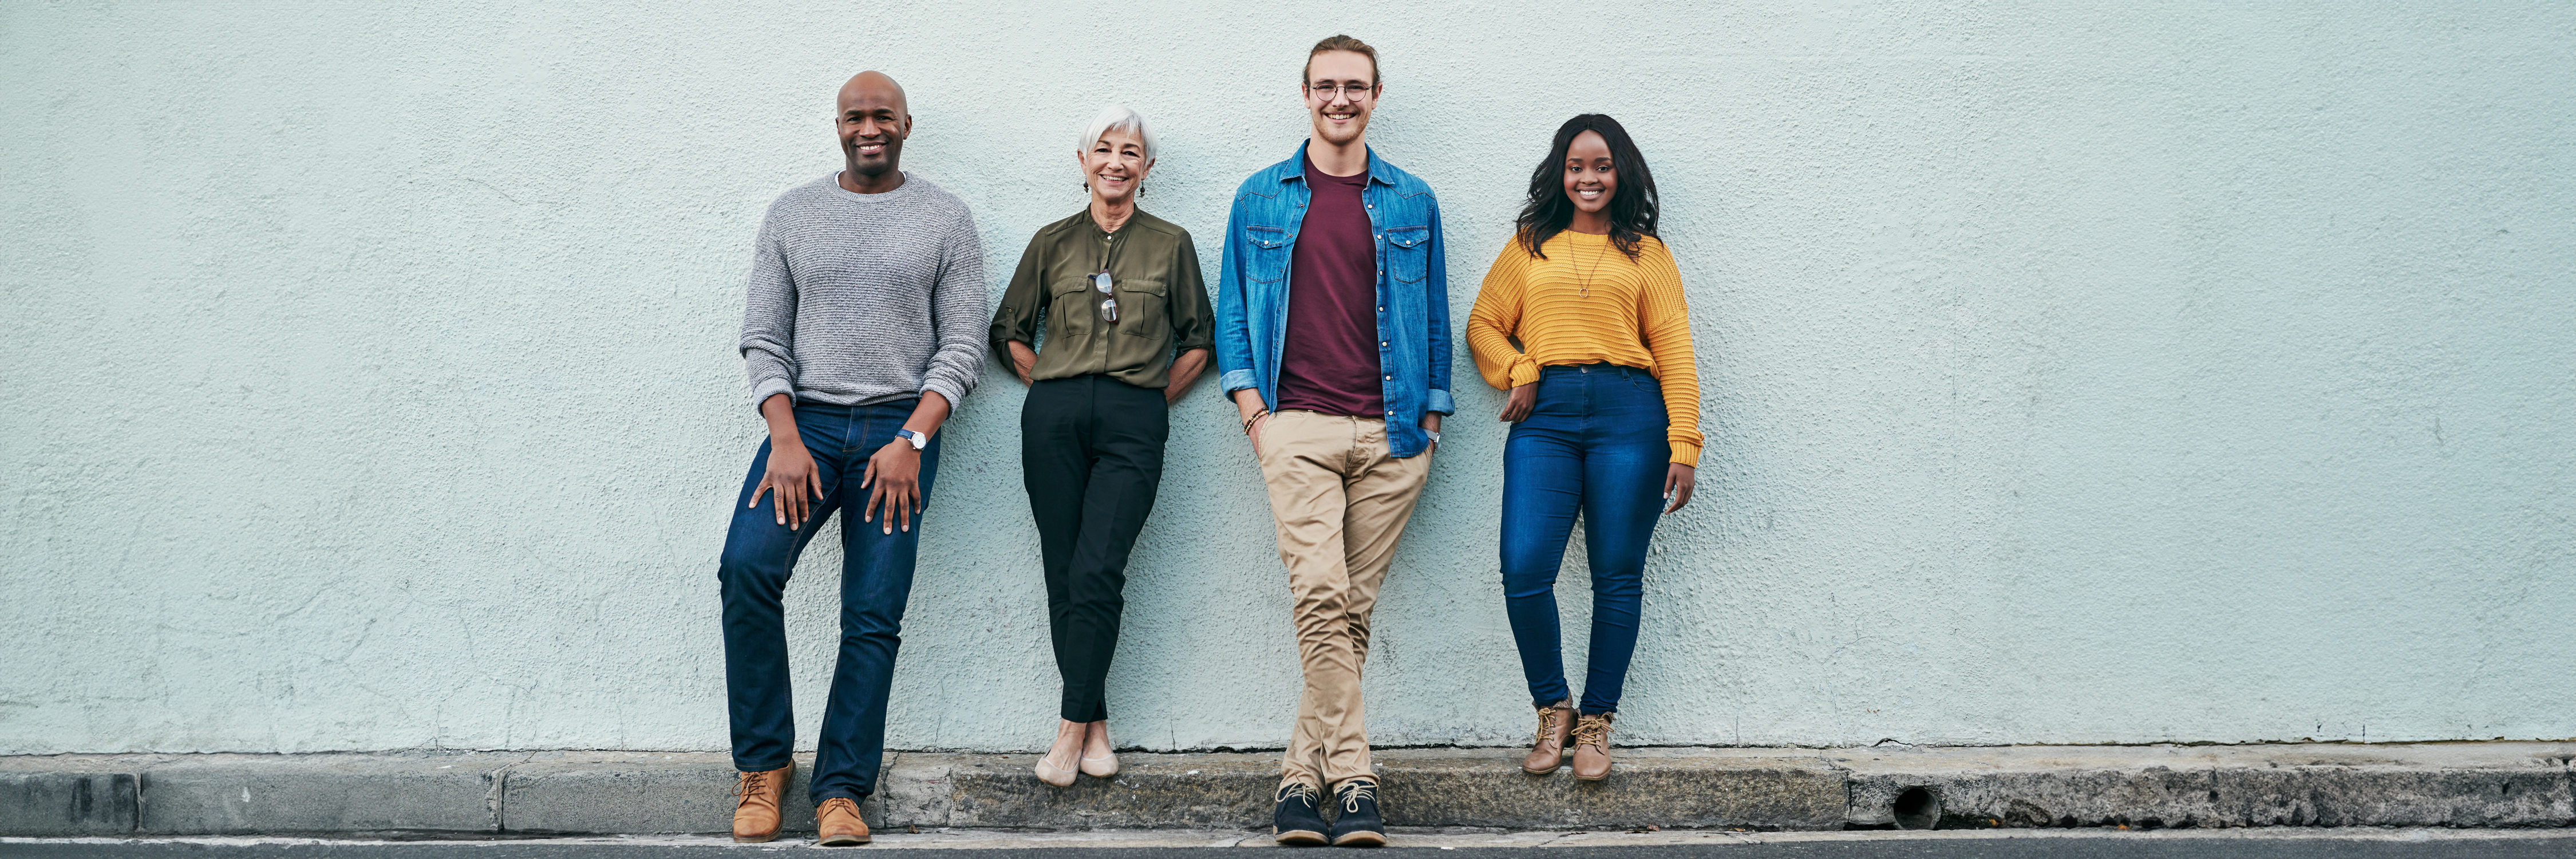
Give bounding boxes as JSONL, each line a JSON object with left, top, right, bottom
{"left": 3, "top": 742, "right": 2569, "bottom": 837}
{"left": 14, "top": 828, "right": 2576, "bottom": 854}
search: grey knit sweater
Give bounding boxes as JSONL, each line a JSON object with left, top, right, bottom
{"left": 740, "top": 172, "right": 987, "bottom": 412}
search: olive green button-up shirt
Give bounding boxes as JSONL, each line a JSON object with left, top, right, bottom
{"left": 989, "top": 208, "right": 1214, "bottom": 389}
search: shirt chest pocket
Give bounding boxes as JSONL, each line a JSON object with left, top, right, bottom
{"left": 1384, "top": 225, "right": 1431, "bottom": 283}
{"left": 1243, "top": 226, "right": 1293, "bottom": 284}
{"left": 1113, "top": 278, "right": 1168, "bottom": 337}
{"left": 1049, "top": 277, "right": 1101, "bottom": 331}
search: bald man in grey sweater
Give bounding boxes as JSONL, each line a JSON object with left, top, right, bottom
{"left": 718, "top": 71, "right": 987, "bottom": 848}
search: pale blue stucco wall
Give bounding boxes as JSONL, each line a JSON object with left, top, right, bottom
{"left": 3, "top": 1, "right": 2571, "bottom": 756}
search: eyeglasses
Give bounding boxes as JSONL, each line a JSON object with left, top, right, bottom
{"left": 1306, "top": 81, "right": 1376, "bottom": 101}
{"left": 1093, "top": 270, "right": 1119, "bottom": 323}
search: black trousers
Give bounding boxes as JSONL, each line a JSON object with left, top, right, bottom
{"left": 1022, "top": 375, "right": 1169, "bottom": 723}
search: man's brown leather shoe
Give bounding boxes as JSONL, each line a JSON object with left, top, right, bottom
{"left": 729, "top": 763, "right": 792, "bottom": 843}
{"left": 1570, "top": 712, "right": 1615, "bottom": 781}
{"left": 1521, "top": 700, "right": 1575, "bottom": 775}
{"left": 816, "top": 796, "right": 871, "bottom": 846}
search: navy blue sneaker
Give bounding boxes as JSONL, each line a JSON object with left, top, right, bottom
{"left": 1327, "top": 780, "right": 1385, "bottom": 847}
{"left": 1272, "top": 781, "right": 1328, "bottom": 845}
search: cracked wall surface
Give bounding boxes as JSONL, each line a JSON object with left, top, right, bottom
{"left": 3, "top": 1, "right": 2572, "bottom": 755}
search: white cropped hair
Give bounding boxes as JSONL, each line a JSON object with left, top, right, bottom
{"left": 1078, "top": 105, "right": 1157, "bottom": 161}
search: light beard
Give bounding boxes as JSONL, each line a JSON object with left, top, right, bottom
{"left": 1311, "top": 109, "right": 1368, "bottom": 147}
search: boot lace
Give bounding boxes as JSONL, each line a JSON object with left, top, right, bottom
{"left": 1278, "top": 781, "right": 1319, "bottom": 804}
{"left": 1337, "top": 781, "right": 1376, "bottom": 814}
{"left": 1572, "top": 715, "right": 1613, "bottom": 750}
{"left": 1534, "top": 706, "right": 1566, "bottom": 746}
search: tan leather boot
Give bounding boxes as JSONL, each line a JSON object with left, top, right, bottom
{"left": 728, "top": 763, "right": 792, "bottom": 843}
{"left": 1570, "top": 712, "right": 1615, "bottom": 781}
{"left": 816, "top": 796, "right": 871, "bottom": 846}
{"left": 1521, "top": 701, "right": 1575, "bottom": 775}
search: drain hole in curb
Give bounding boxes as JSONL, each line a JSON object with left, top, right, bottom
{"left": 1893, "top": 786, "right": 1939, "bottom": 830}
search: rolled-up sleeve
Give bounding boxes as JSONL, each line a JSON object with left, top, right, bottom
{"left": 1421, "top": 194, "right": 1455, "bottom": 416}
{"left": 1214, "top": 191, "right": 1262, "bottom": 397}
{"left": 738, "top": 208, "right": 797, "bottom": 411}
{"left": 990, "top": 231, "right": 1049, "bottom": 362}
{"left": 1168, "top": 232, "right": 1215, "bottom": 354}
{"left": 921, "top": 211, "right": 989, "bottom": 408}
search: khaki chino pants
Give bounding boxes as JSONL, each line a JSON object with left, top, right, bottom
{"left": 1257, "top": 410, "right": 1432, "bottom": 790}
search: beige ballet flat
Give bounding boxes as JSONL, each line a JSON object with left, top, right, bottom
{"left": 1079, "top": 752, "right": 1120, "bottom": 778}
{"left": 1033, "top": 749, "right": 1078, "bottom": 787}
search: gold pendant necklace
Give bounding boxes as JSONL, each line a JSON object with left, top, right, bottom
{"left": 1574, "top": 235, "right": 1605, "bottom": 299}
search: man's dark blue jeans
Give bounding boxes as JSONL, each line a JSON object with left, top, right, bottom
{"left": 1500, "top": 364, "right": 1670, "bottom": 716}
{"left": 719, "top": 399, "right": 938, "bottom": 804}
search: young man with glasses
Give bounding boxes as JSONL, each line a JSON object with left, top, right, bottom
{"left": 718, "top": 70, "right": 987, "bottom": 847}
{"left": 1215, "top": 34, "right": 1454, "bottom": 848}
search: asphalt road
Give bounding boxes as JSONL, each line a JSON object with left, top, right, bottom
{"left": 6, "top": 837, "right": 2575, "bottom": 859}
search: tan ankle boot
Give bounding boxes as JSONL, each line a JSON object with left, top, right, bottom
{"left": 1570, "top": 712, "right": 1615, "bottom": 781}
{"left": 729, "top": 763, "right": 792, "bottom": 843}
{"left": 816, "top": 796, "right": 871, "bottom": 846}
{"left": 1521, "top": 701, "right": 1575, "bottom": 774}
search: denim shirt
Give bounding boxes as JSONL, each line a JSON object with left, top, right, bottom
{"left": 1215, "top": 142, "right": 1455, "bottom": 458}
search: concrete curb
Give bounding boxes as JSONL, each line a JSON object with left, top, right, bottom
{"left": 3, "top": 742, "right": 2568, "bottom": 837}
{"left": 1831, "top": 742, "right": 2576, "bottom": 830}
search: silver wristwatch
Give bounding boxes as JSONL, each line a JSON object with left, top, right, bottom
{"left": 895, "top": 429, "right": 928, "bottom": 450}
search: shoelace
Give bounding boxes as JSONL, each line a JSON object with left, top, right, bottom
{"left": 1337, "top": 781, "right": 1376, "bottom": 813}
{"left": 1572, "top": 716, "right": 1611, "bottom": 750}
{"left": 732, "top": 771, "right": 771, "bottom": 808}
{"left": 1279, "top": 781, "right": 1319, "bottom": 804}
{"left": 1534, "top": 706, "right": 1566, "bottom": 746}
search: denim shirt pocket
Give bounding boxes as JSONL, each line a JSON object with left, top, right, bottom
{"left": 1243, "top": 226, "right": 1293, "bottom": 284}
{"left": 1384, "top": 225, "right": 1431, "bottom": 283}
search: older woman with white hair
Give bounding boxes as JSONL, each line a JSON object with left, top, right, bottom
{"left": 988, "top": 105, "right": 1213, "bottom": 787}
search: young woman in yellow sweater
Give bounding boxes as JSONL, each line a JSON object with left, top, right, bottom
{"left": 1466, "top": 114, "right": 1702, "bottom": 782}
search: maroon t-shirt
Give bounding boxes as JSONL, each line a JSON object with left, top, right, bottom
{"left": 1274, "top": 156, "right": 1386, "bottom": 417}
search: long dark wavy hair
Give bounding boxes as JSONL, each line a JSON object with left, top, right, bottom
{"left": 1514, "top": 113, "right": 1659, "bottom": 261}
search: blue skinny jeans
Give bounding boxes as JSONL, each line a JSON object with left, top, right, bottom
{"left": 1501, "top": 364, "right": 1670, "bottom": 716}
{"left": 718, "top": 399, "right": 938, "bottom": 803}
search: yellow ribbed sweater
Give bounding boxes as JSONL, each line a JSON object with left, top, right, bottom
{"left": 1467, "top": 231, "right": 1704, "bottom": 466}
